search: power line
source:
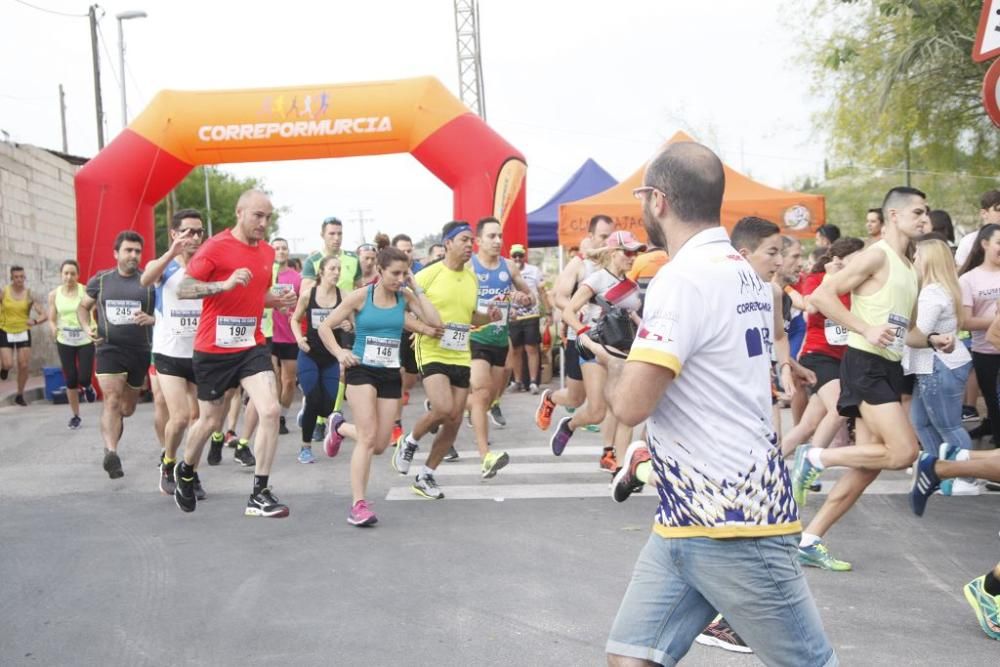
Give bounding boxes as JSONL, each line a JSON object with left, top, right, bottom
{"left": 94, "top": 20, "right": 120, "bottom": 89}
{"left": 11, "top": 0, "right": 88, "bottom": 18}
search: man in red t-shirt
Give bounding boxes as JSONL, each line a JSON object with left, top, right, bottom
{"left": 173, "top": 190, "right": 297, "bottom": 518}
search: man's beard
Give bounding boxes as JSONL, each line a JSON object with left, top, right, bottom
{"left": 642, "top": 201, "right": 667, "bottom": 250}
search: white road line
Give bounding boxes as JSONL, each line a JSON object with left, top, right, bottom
{"left": 410, "top": 446, "right": 604, "bottom": 461}
{"left": 407, "top": 462, "right": 607, "bottom": 476}
{"left": 386, "top": 483, "right": 618, "bottom": 501}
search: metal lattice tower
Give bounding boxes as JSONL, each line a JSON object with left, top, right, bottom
{"left": 453, "top": 0, "right": 487, "bottom": 120}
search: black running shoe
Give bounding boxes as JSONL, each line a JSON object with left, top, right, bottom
{"left": 279, "top": 416, "right": 289, "bottom": 435}
{"left": 0, "top": 368, "right": 8, "bottom": 380}
{"left": 489, "top": 403, "right": 506, "bottom": 427}
{"left": 103, "top": 449, "right": 124, "bottom": 479}
{"left": 174, "top": 465, "right": 197, "bottom": 512}
{"left": 245, "top": 487, "right": 289, "bottom": 517}
{"left": 14, "top": 394, "right": 26, "bottom": 407}
{"left": 611, "top": 442, "right": 650, "bottom": 503}
{"left": 83, "top": 385, "right": 97, "bottom": 403}
{"left": 443, "top": 446, "right": 460, "bottom": 462}
{"left": 695, "top": 617, "right": 753, "bottom": 654}
{"left": 225, "top": 430, "right": 239, "bottom": 448}
{"left": 234, "top": 444, "right": 256, "bottom": 467}
{"left": 159, "top": 459, "right": 176, "bottom": 495}
{"left": 192, "top": 472, "right": 206, "bottom": 501}
{"left": 207, "top": 434, "right": 224, "bottom": 466}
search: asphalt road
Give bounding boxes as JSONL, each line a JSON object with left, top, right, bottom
{"left": 1, "top": 387, "right": 998, "bottom": 666}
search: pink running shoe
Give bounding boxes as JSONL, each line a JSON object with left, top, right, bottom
{"left": 347, "top": 499, "right": 378, "bottom": 527}
{"left": 324, "top": 412, "right": 345, "bottom": 457}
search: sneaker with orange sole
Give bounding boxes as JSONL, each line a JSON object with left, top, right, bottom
{"left": 391, "top": 421, "right": 403, "bottom": 444}
{"left": 535, "top": 389, "right": 556, "bottom": 430}
{"left": 599, "top": 447, "right": 618, "bottom": 473}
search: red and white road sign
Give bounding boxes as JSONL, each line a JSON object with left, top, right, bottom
{"left": 973, "top": 0, "right": 1000, "bottom": 63}
{"left": 984, "top": 58, "right": 1000, "bottom": 127}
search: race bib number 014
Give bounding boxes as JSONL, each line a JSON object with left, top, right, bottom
{"left": 440, "top": 323, "right": 470, "bottom": 352}
{"left": 363, "top": 336, "right": 400, "bottom": 368}
{"left": 105, "top": 299, "right": 141, "bottom": 326}
{"left": 170, "top": 309, "right": 200, "bottom": 337}
{"left": 215, "top": 316, "right": 256, "bottom": 349}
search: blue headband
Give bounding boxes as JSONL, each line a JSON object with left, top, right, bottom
{"left": 443, "top": 224, "right": 472, "bottom": 241}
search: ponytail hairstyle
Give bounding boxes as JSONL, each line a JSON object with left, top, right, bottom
{"left": 959, "top": 223, "right": 1000, "bottom": 275}
{"left": 373, "top": 232, "right": 391, "bottom": 252}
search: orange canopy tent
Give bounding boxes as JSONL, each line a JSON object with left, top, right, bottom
{"left": 557, "top": 131, "right": 824, "bottom": 248}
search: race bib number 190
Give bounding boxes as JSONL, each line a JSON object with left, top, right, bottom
{"left": 215, "top": 316, "right": 256, "bottom": 349}
{"left": 440, "top": 323, "right": 470, "bottom": 352}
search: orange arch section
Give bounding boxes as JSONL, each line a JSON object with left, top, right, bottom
{"left": 75, "top": 76, "right": 526, "bottom": 277}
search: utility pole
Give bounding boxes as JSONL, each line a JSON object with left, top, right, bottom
{"left": 58, "top": 84, "right": 68, "bottom": 153}
{"left": 351, "top": 208, "right": 372, "bottom": 245}
{"left": 88, "top": 5, "right": 105, "bottom": 149}
{"left": 453, "top": 0, "right": 487, "bottom": 120}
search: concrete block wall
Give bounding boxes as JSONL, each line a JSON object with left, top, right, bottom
{"left": 0, "top": 142, "right": 80, "bottom": 373}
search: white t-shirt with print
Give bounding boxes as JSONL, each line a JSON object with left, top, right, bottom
{"left": 627, "top": 226, "right": 800, "bottom": 539}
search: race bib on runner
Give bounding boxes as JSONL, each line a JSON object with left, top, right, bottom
{"left": 887, "top": 313, "right": 909, "bottom": 355}
{"left": 6, "top": 330, "right": 28, "bottom": 343}
{"left": 440, "top": 323, "right": 470, "bottom": 352}
{"left": 363, "top": 336, "right": 400, "bottom": 368}
{"left": 477, "top": 297, "right": 510, "bottom": 327}
{"left": 824, "top": 319, "right": 849, "bottom": 346}
{"left": 170, "top": 309, "right": 200, "bottom": 337}
{"left": 215, "top": 316, "right": 256, "bottom": 349}
{"left": 60, "top": 326, "right": 86, "bottom": 344}
{"left": 311, "top": 308, "right": 331, "bottom": 330}
{"left": 105, "top": 300, "right": 141, "bottom": 326}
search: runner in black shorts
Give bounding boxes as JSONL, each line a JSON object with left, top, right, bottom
{"left": 393, "top": 233, "right": 425, "bottom": 442}
{"left": 141, "top": 209, "right": 206, "bottom": 496}
{"left": 173, "top": 190, "right": 298, "bottom": 518}
{"left": 77, "top": 231, "right": 155, "bottom": 480}
{"left": 318, "top": 247, "right": 441, "bottom": 524}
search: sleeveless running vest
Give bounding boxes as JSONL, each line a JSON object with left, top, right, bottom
{"left": 352, "top": 285, "right": 405, "bottom": 368}
{"left": 470, "top": 255, "right": 513, "bottom": 347}
{"left": 55, "top": 284, "right": 89, "bottom": 347}
{"left": 846, "top": 240, "right": 918, "bottom": 362}
{"left": 0, "top": 286, "right": 30, "bottom": 333}
{"left": 305, "top": 285, "right": 341, "bottom": 366}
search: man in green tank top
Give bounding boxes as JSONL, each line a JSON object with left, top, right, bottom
{"left": 301, "top": 217, "right": 361, "bottom": 294}
{"left": 791, "top": 186, "right": 947, "bottom": 571}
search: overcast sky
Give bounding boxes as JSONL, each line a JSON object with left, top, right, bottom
{"left": 2, "top": 0, "right": 828, "bottom": 253}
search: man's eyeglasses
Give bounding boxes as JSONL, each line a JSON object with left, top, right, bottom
{"left": 179, "top": 228, "right": 205, "bottom": 237}
{"left": 632, "top": 186, "right": 665, "bottom": 200}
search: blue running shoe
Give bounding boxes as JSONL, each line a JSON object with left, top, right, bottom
{"left": 297, "top": 446, "right": 316, "bottom": 464}
{"left": 798, "top": 540, "right": 852, "bottom": 572}
{"left": 909, "top": 452, "right": 940, "bottom": 517}
{"left": 964, "top": 575, "right": 1000, "bottom": 641}
{"left": 550, "top": 416, "right": 573, "bottom": 456}
{"left": 791, "top": 445, "right": 822, "bottom": 508}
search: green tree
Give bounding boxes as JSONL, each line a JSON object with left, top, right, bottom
{"left": 808, "top": 0, "right": 1000, "bottom": 181}
{"left": 153, "top": 167, "right": 281, "bottom": 254}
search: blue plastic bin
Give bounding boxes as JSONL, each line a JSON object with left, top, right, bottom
{"left": 43, "top": 366, "right": 67, "bottom": 401}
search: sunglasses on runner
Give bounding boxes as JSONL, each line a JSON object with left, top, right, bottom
{"left": 357, "top": 244, "right": 376, "bottom": 252}
{"left": 511, "top": 252, "right": 525, "bottom": 259}
{"left": 621, "top": 249, "right": 639, "bottom": 258}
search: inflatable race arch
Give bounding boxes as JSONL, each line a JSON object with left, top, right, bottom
{"left": 75, "top": 76, "right": 527, "bottom": 276}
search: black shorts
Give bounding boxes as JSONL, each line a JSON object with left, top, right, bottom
{"left": 193, "top": 345, "right": 273, "bottom": 402}
{"left": 0, "top": 329, "right": 31, "bottom": 350}
{"left": 799, "top": 353, "right": 842, "bottom": 394}
{"left": 420, "top": 362, "right": 471, "bottom": 389}
{"left": 153, "top": 353, "right": 196, "bottom": 384}
{"left": 837, "top": 347, "right": 905, "bottom": 418}
{"left": 401, "top": 331, "right": 419, "bottom": 375}
{"left": 271, "top": 341, "right": 298, "bottom": 361}
{"left": 96, "top": 343, "right": 150, "bottom": 388}
{"left": 345, "top": 365, "right": 403, "bottom": 399}
{"left": 471, "top": 341, "right": 508, "bottom": 368}
{"left": 564, "top": 340, "right": 583, "bottom": 382}
{"left": 509, "top": 318, "right": 541, "bottom": 347}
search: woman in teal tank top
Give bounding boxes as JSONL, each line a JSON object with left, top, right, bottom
{"left": 316, "top": 247, "right": 442, "bottom": 527}
{"left": 46, "top": 260, "right": 96, "bottom": 429}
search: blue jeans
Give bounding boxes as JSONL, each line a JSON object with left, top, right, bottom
{"left": 607, "top": 533, "right": 837, "bottom": 667}
{"left": 911, "top": 358, "right": 972, "bottom": 453}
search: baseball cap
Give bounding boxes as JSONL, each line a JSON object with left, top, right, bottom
{"left": 510, "top": 244, "right": 527, "bottom": 256}
{"left": 605, "top": 231, "right": 647, "bottom": 252}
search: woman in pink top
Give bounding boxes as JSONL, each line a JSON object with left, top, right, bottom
{"left": 958, "top": 223, "right": 1000, "bottom": 447}
{"left": 270, "top": 238, "right": 303, "bottom": 435}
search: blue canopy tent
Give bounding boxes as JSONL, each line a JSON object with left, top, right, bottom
{"left": 527, "top": 158, "right": 617, "bottom": 247}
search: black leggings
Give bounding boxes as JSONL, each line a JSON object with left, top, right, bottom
{"left": 57, "top": 342, "right": 95, "bottom": 389}
{"left": 971, "top": 351, "right": 1000, "bottom": 434}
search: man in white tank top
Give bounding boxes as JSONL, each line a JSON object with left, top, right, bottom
{"left": 141, "top": 209, "right": 206, "bottom": 497}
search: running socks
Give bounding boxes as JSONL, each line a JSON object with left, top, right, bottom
{"left": 807, "top": 448, "right": 826, "bottom": 470}
{"left": 406, "top": 433, "right": 420, "bottom": 447}
{"left": 253, "top": 475, "right": 269, "bottom": 495}
{"left": 334, "top": 380, "right": 347, "bottom": 412}
{"left": 211, "top": 432, "right": 224, "bottom": 443}
{"left": 421, "top": 465, "right": 435, "bottom": 478}
{"left": 163, "top": 456, "right": 176, "bottom": 467}
{"left": 799, "top": 532, "right": 821, "bottom": 548}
